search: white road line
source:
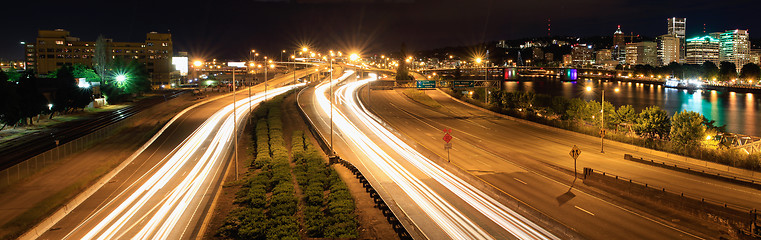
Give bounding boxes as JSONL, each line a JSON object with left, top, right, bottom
{"left": 574, "top": 206, "right": 595, "bottom": 216}
{"left": 513, "top": 178, "right": 528, "bottom": 185}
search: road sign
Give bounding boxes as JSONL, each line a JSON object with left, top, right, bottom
{"left": 569, "top": 145, "right": 581, "bottom": 160}
{"left": 416, "top": 80, "right": 436, "bottom": 88}
{"left": 600, "top": 129, "right": 606, "bottom": 137}
{"left": 443, "top": 133, "right": 452, "bottom": 143}
{"left": 444, "top": 142, "right": 452, "bottom": 150}
{"left": 452, "top": 80, "right": 475, "bottom": 88}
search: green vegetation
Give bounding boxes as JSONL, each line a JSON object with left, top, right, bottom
{"left": 446, "top": 88, "right": 761, "bottom": 171}
{"left": 401, "top": 89, "right": 442, "bottom": 108}
{"left": 0, "top": 59, "right": 152, "bottom": 130}
{"left": 219, "top": 93, "right": 357, "bottom": 239}
{"left": 292, "top": 130, "right": 358, "bottom": 238}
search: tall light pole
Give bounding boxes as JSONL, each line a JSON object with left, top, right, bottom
{"left": 586, "top": 86, "right": 614, "bottom": 153}
{"left": 264, "top": 57, "right": 269, "bottom": 101}
{"left": 232, "top": 66, "right": 238, "bottom": 180}
{"left": 329, "top": 56, "right": 334, "bottom": 156}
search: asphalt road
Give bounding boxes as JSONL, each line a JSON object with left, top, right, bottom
{"left": 300, "top": 71, "right": 577, "bottom": 239}
{"left": 358, "top": 86, "right": 761, "bottom": 239}
{"left": 34, "top": 67, "right": 317, "bottom": 240}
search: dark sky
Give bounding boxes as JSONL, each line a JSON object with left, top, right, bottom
{"left": 2, "top": 0, "right": 758, "bottom": 61}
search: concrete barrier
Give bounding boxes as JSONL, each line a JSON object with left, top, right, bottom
{"left": 624, "top": 154, "right": 761, "bottom": 190}
{"left": 582, "top": 167, "right": 756, "bottom": 236}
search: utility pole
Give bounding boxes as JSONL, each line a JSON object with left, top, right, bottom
{"left": 232, "top": 68, "right": 238, "bottom": 181}
{"left": 601, "top": 89, "right": 605, "bottom": 153}
{"left": 484, "top": 61, "right": 488, "bottom": 105}
{"left": 329, "top": 57, "right": 334, "bottom": 156}
{"left": 264, "top": 57, "right": 268, "bottom": 101}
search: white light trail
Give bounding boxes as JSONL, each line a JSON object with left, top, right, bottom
{"left": 315, "top": 73, "right": 490, "bottom": 239}
{"left": 65, "top": 84, "right": 304, "bottom": 240}
{"left": 319, "top": 71, "right": 559, "bottom": 240}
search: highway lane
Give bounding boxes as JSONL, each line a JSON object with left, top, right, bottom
{"left": 33, "top": 67, "right": 317, "bottom": 240}
{"left": 359, "top": 87, "right": 757, "bottom": 238}
{"left": 398, "top": 88, "right": 761, "bottom": 210}
{"left": 299, "top": 70, "right": 571, "bottom": 239}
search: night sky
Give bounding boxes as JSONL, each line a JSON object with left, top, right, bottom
{"left": 2, "top": 0, "right": 759, "bottom": 61}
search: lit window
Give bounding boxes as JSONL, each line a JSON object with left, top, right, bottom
{"left": 55, "top": 40, "right": 64, "bottom": 45}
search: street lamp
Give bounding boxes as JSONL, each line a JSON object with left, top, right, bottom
{"left": 115, "top": 74, "right": 126, "bottom": 82}
{"left": 329, "top": 55, "right": 334, "bottom": 156}
{"left": 586, "top": 86, "right": 608, "bottom": 153}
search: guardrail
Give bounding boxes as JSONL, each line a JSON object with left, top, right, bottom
{"left": 624, "top": 154, "right": 761, "bottom": 190}
{"left": 294, "top": 83, "right": 416, "bottom": 240}
{"left": 582, "top": 167, "right": 754, "bottom": 213}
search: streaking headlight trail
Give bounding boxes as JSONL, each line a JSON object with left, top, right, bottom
{"left": 63, "top": 83, "right": 304, "bottom": 240}
{"left": 316, "top": 71, "right": 558, "bottom": 240}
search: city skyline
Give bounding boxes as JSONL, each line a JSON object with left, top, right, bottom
{"left": 2, "top": 0, "right": 760, "bottom": 60}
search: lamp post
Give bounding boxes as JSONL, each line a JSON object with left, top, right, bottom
{"left": 264, "top": 57, "right": 269, "bottom": 101}
{"left": 329, "top": 56, "right": 334, "bottom": 156}
{"left": 586, "top": 86, "right": 617, "bottom": 153}
{"left": 232, "top": 66, "right": 238, "bottom": 180}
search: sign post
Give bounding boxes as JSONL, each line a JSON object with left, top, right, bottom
{"left": 443, "top": 129, "right": 453, "bottom": 162}
{"left": 569, "top": 145, "right": 581, "bottom": 180}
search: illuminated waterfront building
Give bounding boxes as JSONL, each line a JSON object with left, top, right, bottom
{"left": 667, "top": 17, "right": 686, "bottom": 62}
{"left": 658, "top": 34, "right": 680, "bottom": 66}
{"left": 719, "top": 29, "right": 750, "bottom": 72}
{"left": 625, "top": 41, "right": 658, "bottom": 66}
{"left": 685, "top": 36, "right": 720, "bottom": 65}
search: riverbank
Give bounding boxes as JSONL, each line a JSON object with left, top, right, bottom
{"left": 441, "top": 87, "right": 761, "bottom": 173}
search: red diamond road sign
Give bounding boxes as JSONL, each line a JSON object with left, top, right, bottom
{"left": 443, "top": 133, "right": 452, "bottom": 143}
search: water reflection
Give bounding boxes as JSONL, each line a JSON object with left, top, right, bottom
{"left": 501, "top": 77, "right": 761, "bottom": 136}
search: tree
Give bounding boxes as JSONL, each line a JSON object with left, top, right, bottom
{"left": 101, "top": 58, "right": 151, "bottom": 102}
{"left": 0, "top": 71, "right": 20, "bottom": 129}
{"left": 72, "top": 64, "right": 101, "bottom": 82}
{"left": 16, "top": 71, "right": 48, "bottom": 125}
{"left": 93, "top": 35, "right": 110, "bottom": 81}
{"left": 609, "top": 105, "right": 637, "bottom": 130}
{"left": 50, "top": 65, "right": 92, "bottom": 117}
{"left": 395, "top": 43, "right": 411, "bottom": 83}
{"left": 702, "top": 61, "right": 719, "bottom": 81}
{"left": 635, "top": 106, "right": 670, "bottom": 139}
{"left": 740, "top": 63, "right": 760, "bottom": 81}
{"left": 718, "top": 61, "right": 737, "bottom": 81}
{"left": 670, "top": 110, "right": 705, "bottom": 146}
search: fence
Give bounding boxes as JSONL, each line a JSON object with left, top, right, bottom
{"left": 0, "top": 109, "right": 154, "bottom": 189}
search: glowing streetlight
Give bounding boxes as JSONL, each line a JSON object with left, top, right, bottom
{"left": 193, "top": 60, "right": 202, "bottom": 67}
{"left": 302, "top": 47, "right": 308, "bottom": 52}
{"left": 116, "top": 74, "right": 127, "bottom": 82}
{"left": 349, "top": 53, "right": 360, "bottom": 61}
{"left": 475, "top": 58, "right": 482, "bottom": 64}
{"left": 585, "top": 86, "right": 592, "bottom": 92}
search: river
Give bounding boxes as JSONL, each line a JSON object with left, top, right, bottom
{"left": 501, "top": 77, "right": 761, "bottom": 137}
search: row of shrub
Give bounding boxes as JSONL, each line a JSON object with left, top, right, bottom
{"left": 220, "top": 94, "right": 299, "bottom": 240}
{"left": 291, "top": 130, "right": 358, "bottom": 238}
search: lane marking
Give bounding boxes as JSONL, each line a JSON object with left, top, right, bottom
{"left": 574, "top": 206, "right": 595, "bottom": 216}
{"left": 370, "top": 88, "right": 707, "bottom": 240}
{"left": 513, "top": 178, "right": 528, "bottom": 185}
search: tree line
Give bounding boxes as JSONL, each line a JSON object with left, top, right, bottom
{"left": 484, "top": 90, "right": 724, "bottom": 146}
{"left": 0, "top": 59, "right": 152, "bottom": 130}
